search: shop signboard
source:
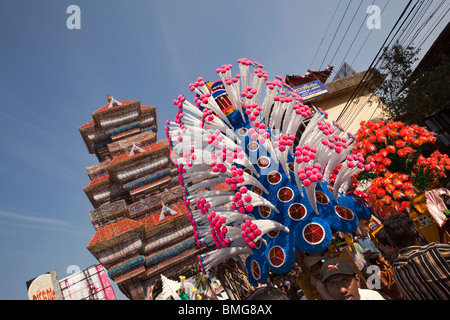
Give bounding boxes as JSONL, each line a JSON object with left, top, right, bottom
{"left": 59, "top": 264, "right": 116, "bottom": 300}
{"left": 26, "top": 270, "right": 63, "bottom": 300}
{"left": 293, "top": 80, "right": 329, "bottom": 101}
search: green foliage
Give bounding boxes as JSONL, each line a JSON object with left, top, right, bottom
{"left": 192, "top": 272, "right": 210, "bottom": 293}
{"left": 400, "top": 55, "right": 450, "bottom": 124}
{"left": 372, "top": 41, "right": 450, "bottom": 125}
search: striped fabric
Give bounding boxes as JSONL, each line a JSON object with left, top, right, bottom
{"left": 392, "top": 242, "right": 450, "bottom": 299}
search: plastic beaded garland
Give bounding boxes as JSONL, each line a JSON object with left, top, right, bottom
{"left": 166, "top": 58, "right": 373, "bottom": 285}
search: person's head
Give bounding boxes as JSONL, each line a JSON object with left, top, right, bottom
{"left": 383, "top": 214, "right": 418, "bottom": 250}
{"left": 304, "top": 254, "right": 324, "bottom": 278}
{"left": 246, "top": 285, "right": 290, "bottom": 300}
{"left": 375, "top": 228, "right": 398, "bottom": 261}
{"left": 320, "top": 258, "right": 361, "bottom": 300}
{"left": 367, "top": 252, "right": 385, "bottom": 266}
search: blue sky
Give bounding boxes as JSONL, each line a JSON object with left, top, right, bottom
{"left": 0, "top": 0, "right": 446, "bottom": 300}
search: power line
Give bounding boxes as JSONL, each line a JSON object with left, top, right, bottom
{"left": 329, "top": 0, "right": 365, "bottom": 68}
{"left": 309, "top": 1, "right": 342, "bottom": 69}
{"left": 338, "top": 0, "right": 417, "bottom": 125}
{"left": 400, "top": 0, "right": 436, "bottom": 46}
{"left": 336, "top": 0, "right": 416, "bottom": 125}
{"left": 395, "top": 0, "right": 430, "bottom": 47}
{"left": 350, "top": 0, "right": 390, "bottom": 67}
{"left": 341, "top": 1, "right": 423, "bottom": 129}
{"left": 409, "top": 0, "right": 448, "bottom": 48}
{"left": 416, "top": 2, "right": 450, "bottom": 49}
{"left": 336, "top": 0, "right": 377, "bottom": 73}
{"left": 340, "top": 0, "right": 449, "bottom": 129}
{"left": 319, "top": 0, "right": 352, "bottom": 70}
{"left": 398, "top": 0, "right": 447, "bottom": 49}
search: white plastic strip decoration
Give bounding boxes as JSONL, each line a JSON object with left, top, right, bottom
{"left": 166, "top": 58, "right": 374, "bottom": 286}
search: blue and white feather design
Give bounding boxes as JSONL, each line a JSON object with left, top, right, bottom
{"left": 166, "top": 58, "right": 372, "bottom": 284}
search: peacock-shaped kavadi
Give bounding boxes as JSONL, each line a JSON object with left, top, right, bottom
{"left": 166, "top": 58, "right": 373, "bottom": 285}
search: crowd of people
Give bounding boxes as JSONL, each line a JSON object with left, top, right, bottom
{"left": 246, "top": 212, "right": 450, "bottom": 300}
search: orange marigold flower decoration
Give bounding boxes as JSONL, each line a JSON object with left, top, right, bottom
{"left": 353, "top": 120, "right": 448, "bottom": 217}
{"left": 367, "top": 173, "right": 416, "bottom": 218}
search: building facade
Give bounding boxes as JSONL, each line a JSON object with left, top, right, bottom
{"left": 79, "top": 96, "right": 205, "bottom": 299}
{"left": 310, "top": 70, "right": 385, "bottom": 135}
{"left": 286, "top": 65, "right": 385, "bottom": 135}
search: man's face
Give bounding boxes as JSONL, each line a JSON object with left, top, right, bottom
{"left": 325, "top": 274, "right": 360, "bottom": 300}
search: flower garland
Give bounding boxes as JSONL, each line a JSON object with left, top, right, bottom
{"left": 352, "top": 120, "right": 448, "bottom": 218}
{"left": 354, "top": 120, "right": 436, "bottom": 177}
{"left": 367, "top": 172, "right": 414, "bottom": 218}
{"left": 413, "top": 150, "right": 450, "bottom": 190}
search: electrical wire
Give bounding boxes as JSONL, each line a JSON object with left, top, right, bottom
{"left": 319, "top": 0, "right": 352, "bottom": 70}
{"left": 395, "top": 0, "right": 429, "bottom": 47}
{"left": 416, "top": 4, "right": 450, "bottom": 49}
{"left": 340, "top": 0, "right": 449, "bottom": 130}
{"left": 336, "top": 0, "right": 377, "bottom": 74}
{"left": 329, "top": 0, "right": 365, "bottom": 68}
{"left": 401, "top": 0, "right": 437, "bottom": 46}
{"left": 414, "top": 0, "right": 449, "bottom": 49}
{"left": 350, "top": 0, "right": 390, "bottom": 67}
{"left": 338, "top": 0, "right": 416, "bottom": 125}
{"left": 337, "top": 0, "right": 416, "bottom": 126}
{"left": 309, "top": 1, "right": 342, "bottom": 69}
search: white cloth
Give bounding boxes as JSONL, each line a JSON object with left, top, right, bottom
{"left": 425, "top": 188, "right": 450, "bottom": 227}
{"left": 358, "top": 288, "right": 385, "bottom": 300}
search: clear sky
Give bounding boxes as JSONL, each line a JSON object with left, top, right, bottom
{"left": 0, "top": 0, "right": 446, "bottom": 300}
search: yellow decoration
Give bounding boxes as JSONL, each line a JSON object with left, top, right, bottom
{"left": 411, "top": 194, "right": 441, "bottom": 243}
{"left": 344, "top": 233, "right": 355, "bottom": 251}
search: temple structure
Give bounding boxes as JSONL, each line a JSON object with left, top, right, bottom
{"left": 79, "top": 96, "right": 206, "bottom": 299}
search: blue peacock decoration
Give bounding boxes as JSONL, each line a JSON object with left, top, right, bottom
{"left": 166, "top": 58, "right": 373, "bottom": 286}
